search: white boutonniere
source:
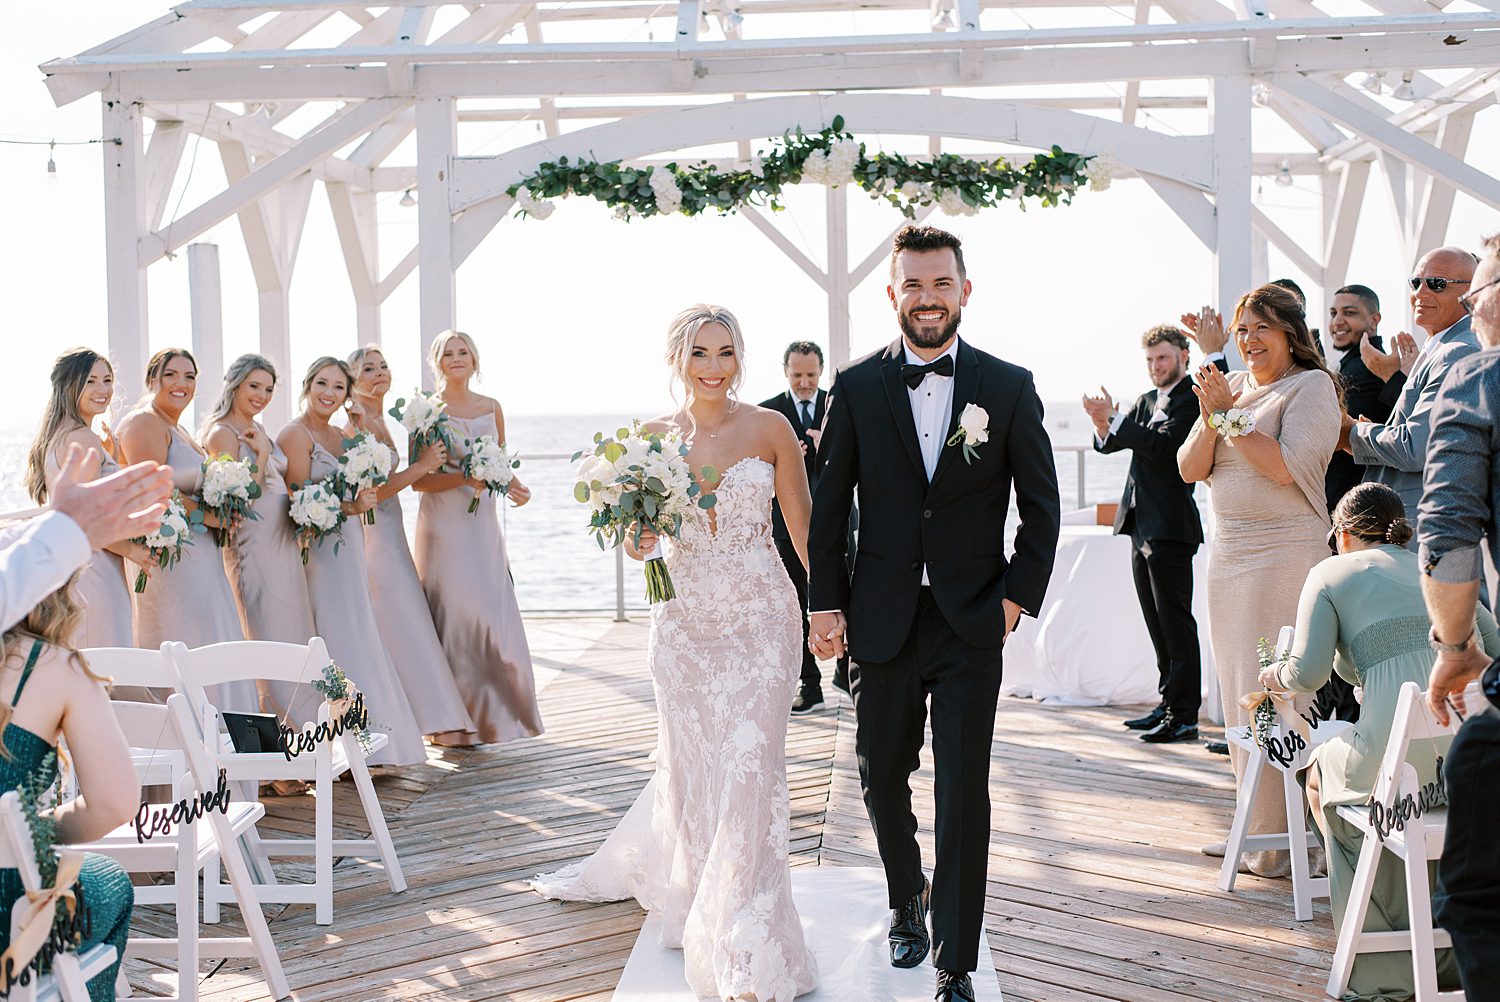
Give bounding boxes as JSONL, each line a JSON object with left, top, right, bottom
{"left": 946, "top": 403, "right": 990, "bottom": 464}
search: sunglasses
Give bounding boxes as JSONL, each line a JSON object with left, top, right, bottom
{"left": 1409, "top": 276, "right": 1472, "bottom": 294}
{"left": 1460, "top": 278, "right": 1500, "bottom": 314}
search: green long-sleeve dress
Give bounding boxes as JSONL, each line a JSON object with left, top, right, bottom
{"left": 1279, "top": 544, "right": 1500, "bottom": 1001}
{"left": 1, "top": 639, "right": 133, "bottom": 1002}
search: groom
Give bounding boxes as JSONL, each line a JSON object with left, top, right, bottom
{"left": 809, "top": 225, "right": 1061, "bottom": 1001}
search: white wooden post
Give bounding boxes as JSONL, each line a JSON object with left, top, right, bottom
{"left": 327, "top": 181, "right": 382, "bottom": 348}
{"left": 1211, "top": 74, "right": 1254, "bottom": 366}
{"left": 103, "top": 96, "right": 149, "bottom": 400}
{"left": 188, "top": 243, "right": 224, "bottom": 431}
{"left": 416, "top": 96, "right": 457, "bottom": 391}
{"left": 1251, "top": 229, "right": 1270, "bottom": 288}
{"left": 826, "top": 184, "right": 851, "bottom": 368}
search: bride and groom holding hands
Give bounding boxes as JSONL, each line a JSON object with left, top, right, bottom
{"left": 534, "top": 224, "right": 1063, "bottom": 1002}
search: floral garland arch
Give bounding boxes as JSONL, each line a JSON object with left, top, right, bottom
{"left": 506, "top": 115, "right": 1116, "bottom": 222}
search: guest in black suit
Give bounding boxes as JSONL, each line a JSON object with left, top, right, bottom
{"left": 1084, "top": 325, "right": 1204, "bottom": 744}
{"left": 761, "top": 340, "right": 831, "bottom": 713}
{"left": 1325, "top": 284, "right": 1405, "bottom": 513}
{"left": 810, "top": 225, "right": 1060, "bottom": 1002}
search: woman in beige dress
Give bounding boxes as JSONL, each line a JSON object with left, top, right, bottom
{"left": 413, "top": 332, "right": 542, "bottom": 744}
{"left": 346, "top": 344, "right": 476, "bottom": 745}
{"left": 116, "top": 348, "right": 258, "bottom": 712}
{"left": 25, "top": 348, "right": 142, "bottom": 648}
{"left": 1178, "top": 284, "right": 1342, "bottom": 877}
{"left": 202, "top": 354, "right": 321, "bottom": 730}
{"left": 277, "top": 357, "right": 426, "bottom": 767}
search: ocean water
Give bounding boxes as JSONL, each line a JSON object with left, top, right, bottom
{"left": 0, "top": 408, "right": 1129, "bottom": 612}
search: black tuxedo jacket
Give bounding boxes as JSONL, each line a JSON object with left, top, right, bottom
{"left": 809, "top": 338, "right": 1061, "bottom": 662}
{"left": 1326, "top": 337, "right": 1406, "bottom": 507}
{"left": 1094, "top": 379, "right": 1204, "bottom": 545}
{"left": 761, "top": 389, "right": 826, "bottom": 542}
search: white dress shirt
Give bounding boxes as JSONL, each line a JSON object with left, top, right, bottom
{"left": 0, "top": 512, "right": 91, "bottom": 633}
{"left": 1094, "top": 375, "right": 1186, "bottom": 447}
{"left": 905, "top": 339, "right": 960, "bottom": 584}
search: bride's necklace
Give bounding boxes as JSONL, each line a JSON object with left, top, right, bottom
{"left": 695, "top": 412, "right": 730, "bottom": 439}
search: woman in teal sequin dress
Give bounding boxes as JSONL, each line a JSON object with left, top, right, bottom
{"left": 1264, "top": 484, "right": 1500, "bottom": 1001}
{"left": 1, "top": 574, "right": 139, "bottom": 1001}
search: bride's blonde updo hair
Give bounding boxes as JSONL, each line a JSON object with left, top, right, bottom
{"left": 664, "top": 304, "right": 745, "bottom": 437}
{"left": 1331, "top": 482, "right": 1413, "bottom": 549}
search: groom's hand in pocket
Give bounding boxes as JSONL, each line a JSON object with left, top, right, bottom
{"left": 810, "top": 611, "right": 847, "bottom": 660}
{"left": 1001, "top": 598, "right": 1023, "bottom": 645}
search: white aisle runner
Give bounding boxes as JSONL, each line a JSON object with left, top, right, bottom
{"left": 613, "top": 866, "right": 1004, "bottom": 1001}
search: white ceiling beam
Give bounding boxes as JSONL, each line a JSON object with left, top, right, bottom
{"left": 1324, "top": 68, "right": 1500, "bottom": 161}
{"left": 1251, "top": 206, "right": 1325, "bottom": 285}
{"left": 740, "top": 206, "right": 827, "bottom": 289}
{"left": 434, "top": 3, "right": 531, "bottom": 44}
{"left": 524, "top": 10, "right": 560, "bottom": 139}
{"left": 143, "top": 119, "right": 190, "bottom": 231}
{"left": 1264, "top": 91, "right": 1347, "bottom": 152}
{"left": 1271, "top": 71, "right": 1500, "bottom": 212}
{"left": 1322, "top": 158, "right": 1370, "bottom": 283}
{"left": 140, "top": 97, "right": 405, "bottom": 264}
{"left": 233, "top": 10, "right": 335, "bottom": 49}
{"left": 1415, "top": 110, "right": 1475, "bottom": 253}
{"left": 1139, "top": 174, "right": 1217, "bottom": 249}
{"left": 849, "top": 204, "right": 939, "bottom": 287}
{"left": 327, "top": 179, "right": 379, "bottom": 303}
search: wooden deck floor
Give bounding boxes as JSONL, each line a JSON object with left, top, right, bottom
{"left": 125, "top": 616, "right": 1338, "bottom": 1002}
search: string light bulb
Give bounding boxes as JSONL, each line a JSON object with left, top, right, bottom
{"left": 1360, "top": 72, "right": 1385, "bottom": 95}
{"left": 399, "top": 188, "right": 416, "bottom": 207}
{"left": 1391, "top": 74, "right": 1417, "bottom": 100}
{"left": 46, "top": 141, "right": 58, "bottom": 184}
{"left": 1275, "top": 157, "right": 1294, "bottom": 187}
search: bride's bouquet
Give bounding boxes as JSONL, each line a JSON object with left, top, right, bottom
{"left": 461, "top": 435, "right": 519, "bottom": 514}
{"left": 131, "top": 491, "right": 204, "bottom": 593}
{"left": 199, "top": 454, "right": 261, "bottom": 545}
{"left": 572, "top": 423, "right": 717, "bottom": 603}
{"left": 335, "top": 431, "right": 393, "bottom": 524}
{"left": 288, "top": 478, "right": 346, "bottom": 565}
{"left": 388, "top": 390, "right": 453, "bottom": 464}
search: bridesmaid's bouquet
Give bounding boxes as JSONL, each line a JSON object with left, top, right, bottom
{"left": 572, "top": 423, "right": 717, "bottom": 604}
{"left": 335, "top": 432, "right": 393, "bottom": 525}
{"left": 288, "top": 479, "right": 346, "bottom": 565}
{"left": 131, "top": 491, "right": 204, "bottom": 593}
{"left": 461, "top": 436, "right": 519, "bottom": 514}
{"left": 388, "top": 390, "right": 453, "bottom": 465}
{"left": 199, "top": 454, "right": 261, "bottom": 546}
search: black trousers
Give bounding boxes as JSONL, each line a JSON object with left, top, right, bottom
{"left": 851, "top": 588, "right": 1002, "bottom": 973}
{"left": 1435, "top": 710, "right": 1500, "bottom": 1000}
{"left": 774, "top": 534, "right": 820, "bottom": 687}
{"left": 1129, "top": 534, "right": 1202, "bottom": 721}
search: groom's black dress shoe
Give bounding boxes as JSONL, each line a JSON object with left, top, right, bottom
{"left": 889, "top": 879, "right": 930, "bottom": 969}
{"left": 1140, "top": 715, "right": 1199, "bottom": 744}
{"left": 935, "top": 970, "right": 976, "bottom": 1001}
{"left": 1124, "top": 705, "right": 1167, "bottom": 730}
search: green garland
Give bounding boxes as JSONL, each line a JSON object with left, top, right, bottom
{"left": 506, "top": 115, "right": 1114, "bottom": 222}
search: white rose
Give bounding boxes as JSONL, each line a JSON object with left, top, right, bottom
{"left": 957, "top": 403, "right": 989, "bottom": 445}
{"left": 649, "top": 168, "right": 683, "bottom": 215}
{"left": 1087, "top": 149, "right": 1118, "bottom": 192}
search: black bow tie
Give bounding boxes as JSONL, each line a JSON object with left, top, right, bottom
{"left": 901, "top": 355, "right": 954, "bottom": 389}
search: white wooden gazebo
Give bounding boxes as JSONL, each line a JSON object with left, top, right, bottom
{"left": 40, "top": 0, "right": 1500, "bottom": 426}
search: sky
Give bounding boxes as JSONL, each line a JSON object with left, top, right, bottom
{"left": 3, "top": 2, "right": 1499, "bottom": 439}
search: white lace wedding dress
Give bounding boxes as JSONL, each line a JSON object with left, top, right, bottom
{"left": 532, "top": 456, "right": 818, "bottom": 1001}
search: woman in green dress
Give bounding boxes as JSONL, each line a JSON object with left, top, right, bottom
{"left": 1261, "top": 482, "right": 1500, "bottom": 1001}
{"left": 1, "top": 572, "right": 139, "bottom": 1001}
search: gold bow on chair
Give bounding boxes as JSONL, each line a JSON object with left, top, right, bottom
{"left": 0, "top": 848, "right": 84, "bottom": 984}
{"left": 1239, "top": 689, "right": 1311, "bottom": 745}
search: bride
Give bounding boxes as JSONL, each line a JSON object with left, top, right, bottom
{"left": 533, "top": 305, "right": 819, "bottom": 1001}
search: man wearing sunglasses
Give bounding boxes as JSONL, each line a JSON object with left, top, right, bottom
{"left": 1419, "top": 232, "right": 1500, "bottom": 1000}
{"left": 1338, "top": 246, "right": 1482, "bottom": 536}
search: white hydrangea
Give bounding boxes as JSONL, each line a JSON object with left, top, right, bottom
{"left": 748, "top": 154, "right": 765, "bottom": 178}
{"left": 200, "top": 456, "right": 255, "bottom": 508}
{"left": 394, "top": 390, "right": 446, "bottom": 437}
{"left": 515, "top": 185, "right": 556, "bottom": 220}
{"left": 937, "top": 187, "right": 977, "bottom": 217}
{"left": 612, "top": 203, "right": 640, "bottom": 222}
{"left": 289, "top": 481, "right": 343, "bottom": 533}
{"left": 143, "top": 494, "right": 192, "bottom": 550}
{"left": 649, "top": 167, "right": 683, "bottom": 215}
{"left": 339, "top": 432, "right": 393, "bottom": 493}
{"left": 1087, "top": 149, "right": 1118, "bottom": 192}
{"left": 898, "top": 180, "right": 934, "bottom": 203}
{"left": 801, "top": 137, "right": 860, "bottom": 187}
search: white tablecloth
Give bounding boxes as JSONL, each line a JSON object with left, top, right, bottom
{"left": 1002, "top": 523, "right": 1222, "bottom": 721}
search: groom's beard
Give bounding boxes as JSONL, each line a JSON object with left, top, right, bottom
{"left": 899, "top": 306, "right": 962, "bottom": 349}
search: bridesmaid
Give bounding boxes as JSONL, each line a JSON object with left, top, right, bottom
{"left": 202, "top": 354, "right": 320, "bottom": 729}
{"left": 115, "top": 348, "right": 257, "bottom": 712}
{"left": 346, "top": 345, "right": 477, "bottom": 745}
{"left": 413, "top": 331, "right": 542, "bottom": 743}
{"left": 277, "top": 357, "right": 426, "bottom": 767}
{"left": 24, "top": 348, "right": 141, "bottom": 648}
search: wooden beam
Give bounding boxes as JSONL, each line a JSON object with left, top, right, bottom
{"left": 1251, "top": 207, "right": 1325, "bottom": 286}
{"left": 1415, "top": 110, "right": 1474, "bottom": 254}
{"left": 143, "top": 119, "right": 189, "bottom": 231}
{"left": 849, "top": 204, "right": 939, "bottom": 288}
{"left": 1321, "top": 159, "right": 1370, "bottom": 289}
{"left": 1140, "top": 174, "right": 1217, "bottom": 249}
{"left": 1212, "top": 74, "right": 1254, "bottom": 328}
{"left": 328, "top": 180, "right": 382, "bottom": 343}
{"left": 739, "top": 206, "right": 827, "bottom": 289}
{"left": 826, "top": 185, "right": 851, "bottom": 368}
{"left": 140, "top": 98, "right": 403, "bottom": 264}
{"left": 103, "top": 97, "right": 150, "bottom": 399}
{"left": 415, "top": 96, "right": 456, "bottom": 392}
{"left": 187, "top": 242, "right": 225, "bottom": 427}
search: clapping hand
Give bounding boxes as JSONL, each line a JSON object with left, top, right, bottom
{"left": 1081, "top": 387, "right": 1116, "bottom": 435}
{"left": 1359, "top": 332, "right": 1402, "bottom": 382}
{"left": 1192, "top": 364, "right": 1238, "bottom": 413}
{"left": 1181, "top": 306, "right": 1228, "bottom": 356}
{"left": 50, "top": 443, "right": 174, "bottom": 550}
{"left": 1394, "top": 331, "right": 1419, "bottom": 375}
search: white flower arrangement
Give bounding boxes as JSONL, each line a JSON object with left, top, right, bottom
{"left": 572, "top": 422, "right": 717, "bottom": 603}
{"left": 460, "top": 436, "right": 520, "bottom": 514}
{"left": 388, "top": 390, "right": 453, "bottom": 464}
{"left": 288, "top": 478, "right": 346, "bottom": 565}
{"left": 1209, "top": 408, "right": 1256, "bottom": 438}
{"left": 199, "top": 454, "right": 261, "bottom": 546}
{"left": 946, "top": 403, "right": 990, "bottom": 464}
{"left": 336, "top": 431, "right": 394, "bottom": 525}
{"left": 648, "top": 166, "right": 683, "bottom": 215}
{"left": 1088, "top": 149, "right": 1119, "bottom": 192}
{"left": 514, "top": 185, "right": 556, "bottom": 220}
{"left": 131, "top": 491, "right": 204, "bottom": 593}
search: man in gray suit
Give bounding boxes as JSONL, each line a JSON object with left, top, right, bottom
{"left": 1338, "top": 246, "right": 1481, "bottom": 532}
{"left": 1419, "top": 232, "right": 1500, "bottom": 999}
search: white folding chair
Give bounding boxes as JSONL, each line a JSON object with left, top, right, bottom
{"left": 79, "top": 646, "right": 187, "bottom": 793}
{"left": 1326, "top": 681, "right": 1463, "bottom": 1002}
{"left": 70, "top": 697, "right": 290, "bottom": 1001}
{"left": 1220, "top": 627, "right": 1354, "bottom": 921}
{"left": 0, "top": 792, "right": 118, "bottom": 1002}
{"left": 165, "top": 639, "right": 406, "bottom": 926}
